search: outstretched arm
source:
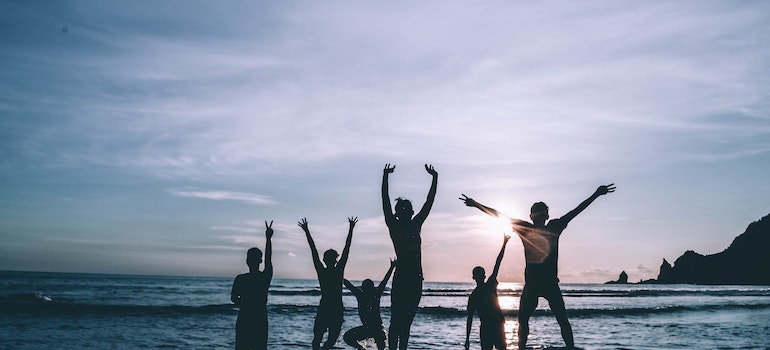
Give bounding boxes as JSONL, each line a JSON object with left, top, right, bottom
{"left": 377, "top": 258, "right": 397, "bottom": 296}
{"left": 382, "top": 164, "right": 396, "bottom": 225}
{"left": 264, "top": 220, "right": 274, "bottom": 280}
{"left": 489, "top": 234, "right": 511, "bottom": 282}
{"left": 414, "top": 164, "right": 438, "bottom": 224}
{"left": 338, "top": 217, "right": 357, "bottom": 268}
{"left": 560, "top": 183, "right": 616, "bottom": 225}
{"left": 459, "top": 194, "right": 512, "bottom": 220}
{"left": 298, "top": 218, "right": 323, "bottom": 272}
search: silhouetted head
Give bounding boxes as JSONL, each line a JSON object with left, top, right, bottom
{"left": 361, "top": 279, "right": 375, "bottom": 292}
{"left": 472, "top": 266, "right": 485, "bottom": 282}
{"left": 394, "top": 198, "right": 414, "bottom": 220}
{"left": 246, "top": 248, "right": 263, "bottom": 270}
{"left": 530, "top": 202, "right": 549, "bottom": 225}
{"left": 323, "top": 249, "right": 339, "bottom": 267}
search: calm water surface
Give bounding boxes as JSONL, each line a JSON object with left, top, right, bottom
{"left": 1, "top": 271, "right": 769, "bottom": 349}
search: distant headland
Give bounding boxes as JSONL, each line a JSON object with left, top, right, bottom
{"left": 607, "top": 213, "right": 770, "bottom": 285}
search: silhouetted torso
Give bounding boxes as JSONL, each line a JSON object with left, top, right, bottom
{"left": 232, "top": 271, "right": 270, "bottom": 314}
{"left": 469, "top": 278, "right": 504, "bottom": 325}
{"left": 318, "top": 266, "right": 345, "bottom": 313}
{"left": 389, "top": 220, "right": 423, "bottom": 282}
{"left": 512, "top": 218, "right": 567, "bottom": 285}
{"left": 350, "top": 288, "right": 384, "bottom": 327}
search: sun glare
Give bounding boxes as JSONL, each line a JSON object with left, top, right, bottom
{"left": 497, "top": 282, "right": 523, "bottom": 311}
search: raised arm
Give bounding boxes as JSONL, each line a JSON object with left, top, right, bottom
{"left": 337, "top": 217, "right": 357, "bottom": 268}
{"left": 489, "top": 234, "right": 511, "bottom": 282}
{"left": 264, "top": 220, "right": 274, "bottom": 280}
{"left": 377, "top": 258, "right": 397, "bottom": 296}
{"left": 343, "top": 278, "right": 356, "bottom": 292}
{"left": 381, "top": 164, "right": 396, "bottom": 225}
{"left": 298, "top": 218, "right": 323, "bottom": 272}
{"left": 459, "top": 194, "right": 512, "bottom": 220}
{"left": 559, "top": 183, "right": 616, "bottom": 225}
{"left": 414, "top": 164, "right": 438, "bottom": 224}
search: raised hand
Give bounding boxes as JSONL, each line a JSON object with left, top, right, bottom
{"left": 384, "top": 164, "right": 396, "bottom": 174}
{"left": 265, "top": 220, "right": 274, "bottom": 239}
{"left": 595, "top": 183, "right": 617, "bottom": 196}
{"left": 390, "top": 258, "right": 397, "bottom": 268}
{"left": 459, "top": 194, "right": 478, "bottom": 207}
{"left": 348, "top": 216, "right": 358, "bottom": 228}
{"left": 424, "top": 164, "right": 437, "bottom": 176}
{"left": 503, "top": 233, "right": 511, "bottom": 244}
{"left": 297, "top": 218, "right": 309, "bottom": 233}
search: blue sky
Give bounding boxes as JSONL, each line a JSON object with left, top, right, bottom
{"left": 1, "top": 1, "right": 768, "bottom": 282}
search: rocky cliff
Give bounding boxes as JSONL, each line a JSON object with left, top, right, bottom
{"left": 652, "top": 213, "right": 770, "bottom": 285}
{"left": 605, "top": 271, "right": 629, "bottom": 284}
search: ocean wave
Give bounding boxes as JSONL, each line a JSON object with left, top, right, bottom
{"left": 0, "top": 298, "right": 238, "bottom": 316}
{"left": 4, "top": 297, "right": 769, "bottom": 319}
{"left": 415, "top": 303, "right": 770, "bottom": 318}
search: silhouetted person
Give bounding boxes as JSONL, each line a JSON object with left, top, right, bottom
{"left": 465, "top": 234, "right": 511, "bottom": 350}
{"left": 343, "top": 259, "right": 397, "bottom": 350}
{"left": 381, "top": 164, "right": 438, "bottom": 350}
{"left": 460, "top": 184, "right": 616, "bottom": 349}
{"left": 231, "top": 220, "right": 274, "bottom": 350}
{"left": 299, "top": 217, "right": 356, "bottom": 350}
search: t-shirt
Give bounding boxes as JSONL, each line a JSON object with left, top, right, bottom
{"left": 511, "top": 218, "right": 568, "bottom": 284}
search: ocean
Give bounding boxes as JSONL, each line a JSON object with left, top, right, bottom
{"left": 1, "top": 270, "right": 769, "bottom": 349}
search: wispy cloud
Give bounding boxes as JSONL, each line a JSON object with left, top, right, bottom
{"left": 167, "top": 189, "right": 275, "bottom": 205}
{"left": 209, "top": 226, "right": 260, "bottom": 233}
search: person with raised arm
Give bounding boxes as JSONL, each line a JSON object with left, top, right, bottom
{"left": 465, "top": 234, "right": 511, "bottom": 350}
{"left": 299, "top": 217, "right": 357, "bottom": 350}
{"left": 231, "top": 220, "right": 274, "bottom": 350}
{"left": 381, "top": 163, "right": 438, "bottom": 350}
{"left": 342, "top": 258, "right": 397, "bottom": 350}
{"left": 460, "top": 184, "right": 616, "bottom": 349}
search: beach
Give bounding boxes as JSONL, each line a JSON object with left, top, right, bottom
{"left": 2, "top": 271, "right": 769, "bottom": 349}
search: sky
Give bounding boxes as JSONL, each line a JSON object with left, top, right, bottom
{"left": 1, "top": 1, "right": 768, "bottom": 283}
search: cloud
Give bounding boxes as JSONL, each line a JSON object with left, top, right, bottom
{"left": 209, "top": 226, "right": 260, "bottom": 233}
{"left": 167, "top": 189, "right": 275, "bottom": 205}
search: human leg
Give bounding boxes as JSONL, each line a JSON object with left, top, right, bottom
{"left": 312, "top": 316, "right": 326, "bottom": 350}
{"left": 398, "top": 308, "right": 417, "bottom": 350}
{"left": 545, "top": 288, "right": 574, "bottom": 349}
{"left": 479, "top": 323, "right": 493, "bottom": 350}
{"left": 343, "top": 326, "right": 366, "bottom": 350}
{"left": 488, "top": 321, "right": 506, "bottom": 350}
{"left": 372, "top": 326, "right": 387, "bottom": 350}
{"left": 236, "top": 314, "right": 259, "bottom": 350}
{"left": 256, "top": 315, "right": 268, "bottom": 350}
{"left": 517, "top": 289, "right": 538, "bottom": 349}
{"left": 397, "top": 282, "right": 422, "bottom": 350}
{"left": 322, "top": 321, "right": 343, "bottom": 350}
{"left": 388, "top": 307, "right": 403, "bottom": 350}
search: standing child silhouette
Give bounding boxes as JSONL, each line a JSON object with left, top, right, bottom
{"left": 465, "top": 234, "right": 511, "bottom": 350}
{"left": 231, "top": 220, "right": 274, "bottom": 350}
{"left": 299, "top": 217, "right": 357, "bottom": 350}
